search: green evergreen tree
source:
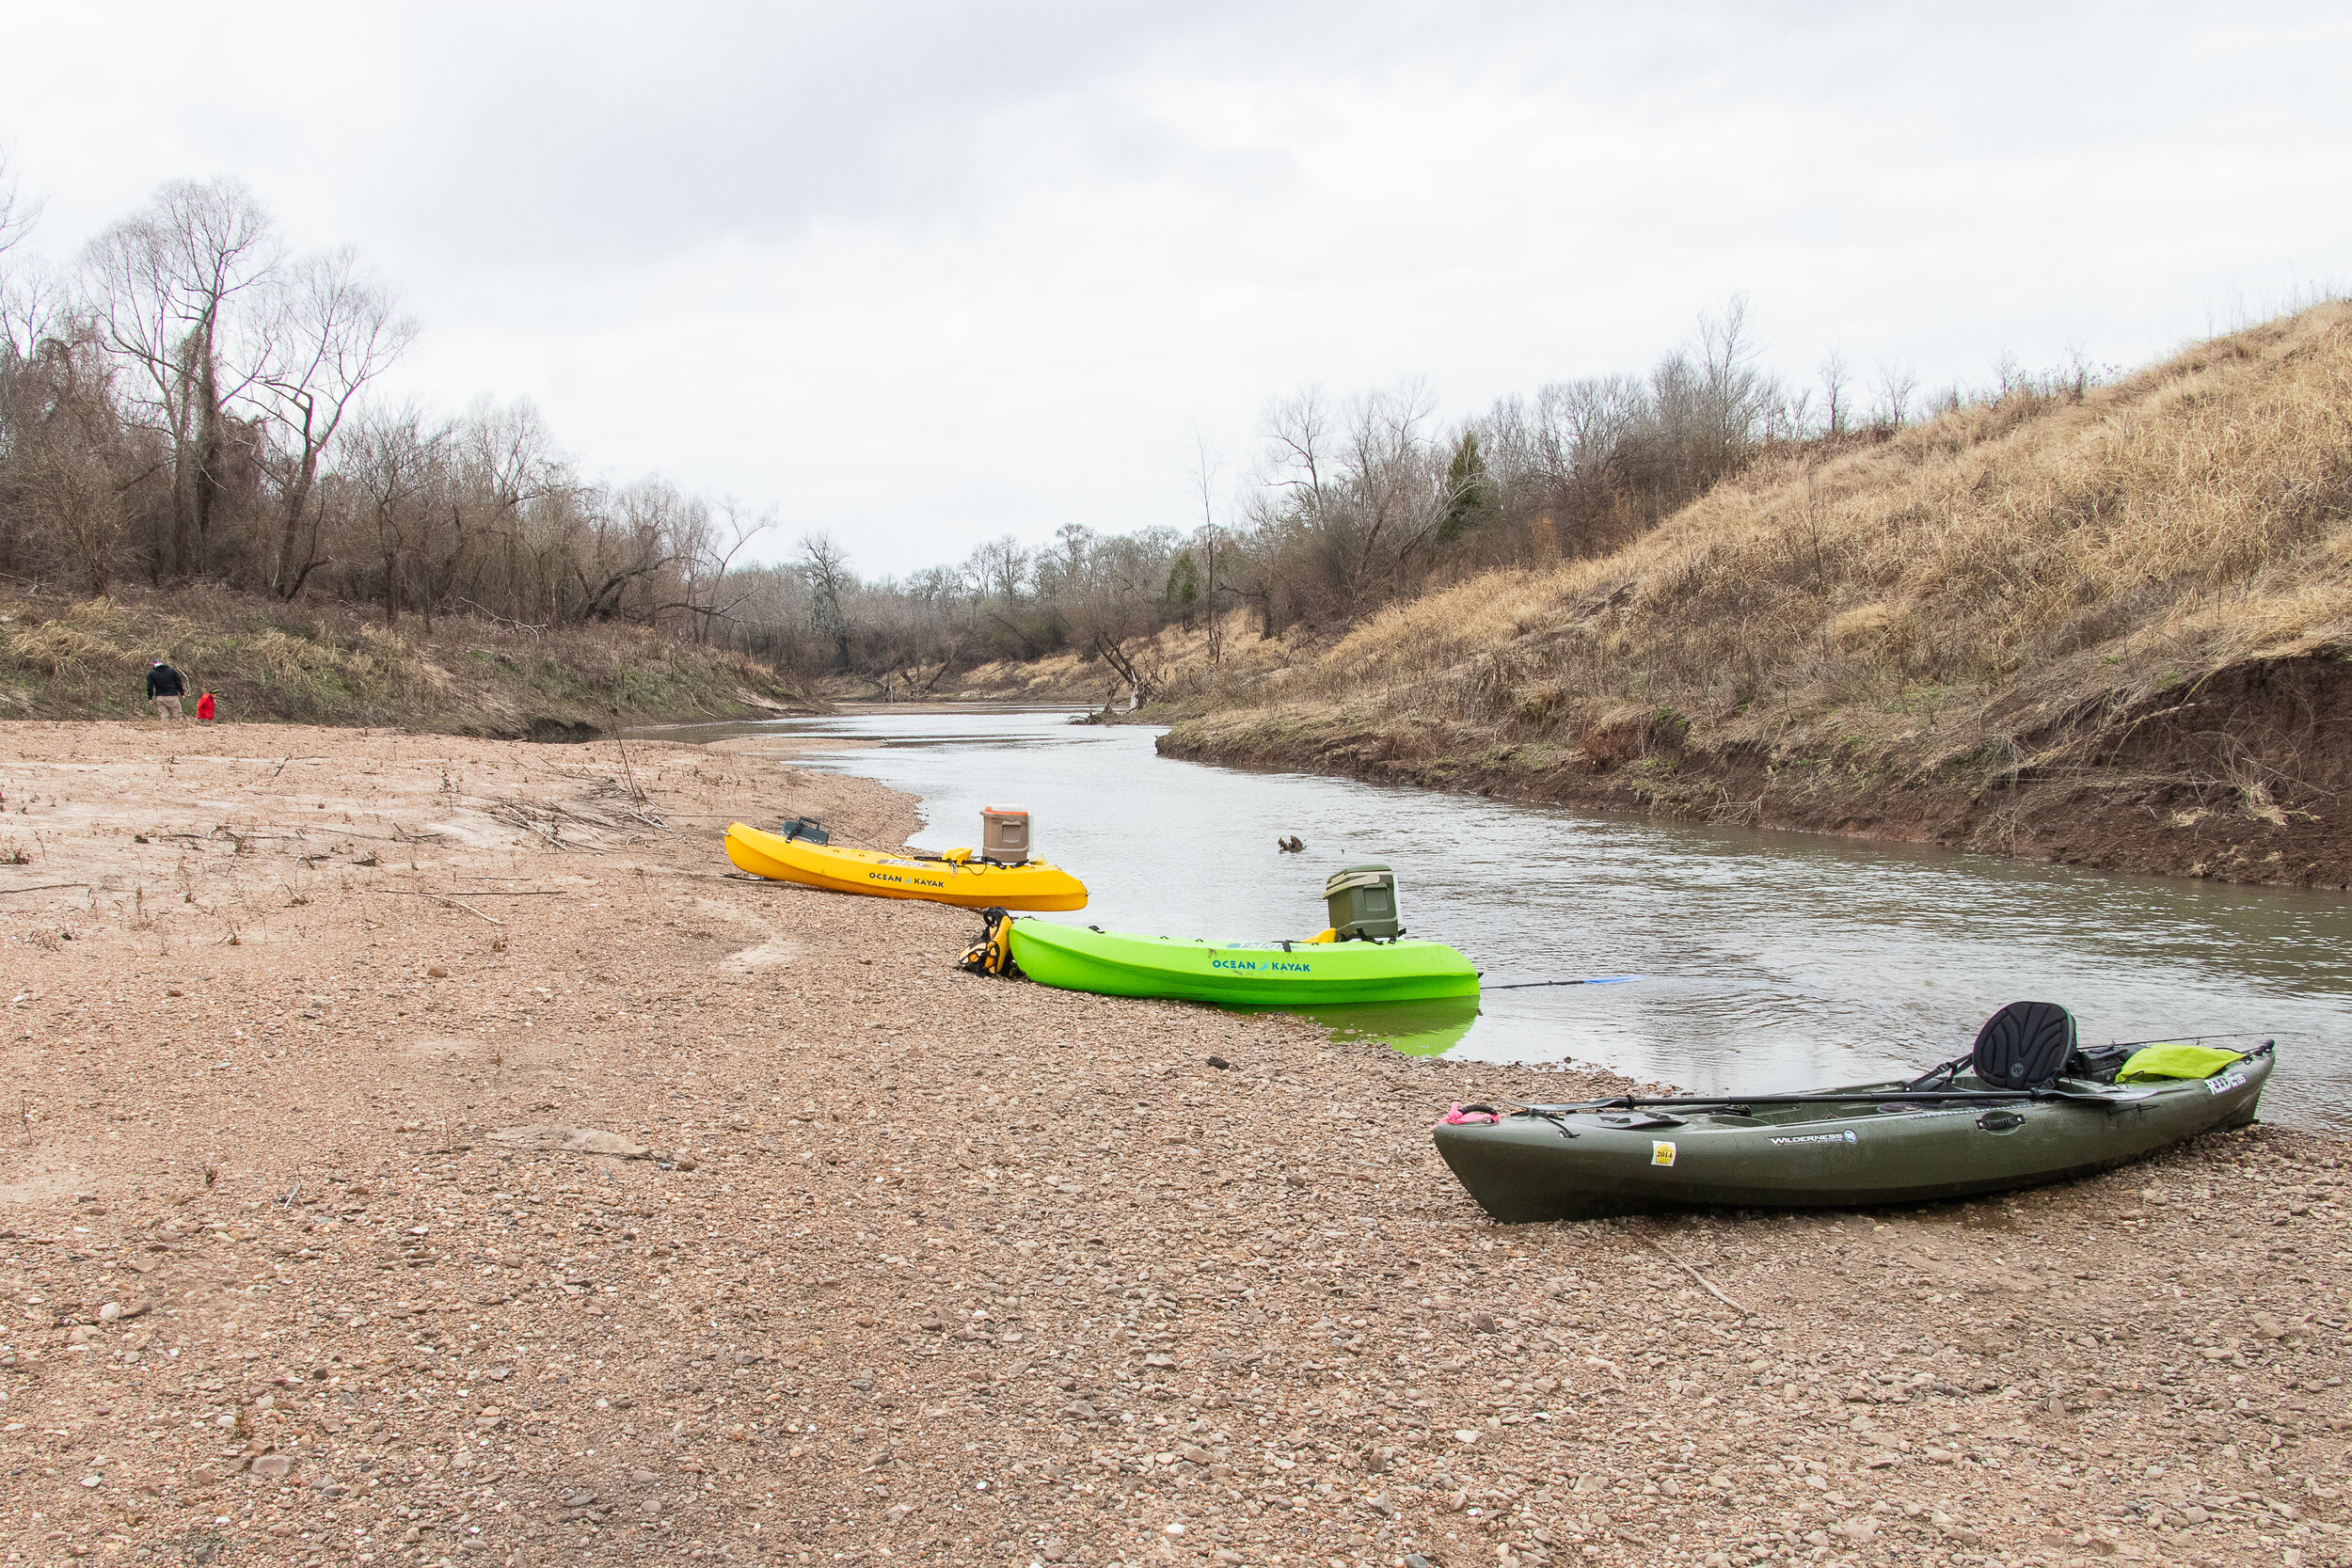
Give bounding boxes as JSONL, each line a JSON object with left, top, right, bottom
{"left": 1164, "top": 551, "right": 1200, "bottom": 623}
{"left": 1438, "top": 432, "right": 1491, "bottom": 544}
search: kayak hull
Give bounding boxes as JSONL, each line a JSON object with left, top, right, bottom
{"left": 1435, "top": 1049, "right": 2272, "bottom": 1223}
{"left": 1007, "top": 920, "right": 1479, "bottom": 1006}
{"left": 724, "top": 823, "right": 1088, "bottom": 911}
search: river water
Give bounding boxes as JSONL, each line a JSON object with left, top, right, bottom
{"left": 644, "top": 706, "right": 2352, "bottom": 1130}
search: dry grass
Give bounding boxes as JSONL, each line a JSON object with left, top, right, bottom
{"left": 0, "top": 582, "right": 815, "bottom": 732}
{"left": 1254, "top": 302, "right": 2352, "bottom": 745}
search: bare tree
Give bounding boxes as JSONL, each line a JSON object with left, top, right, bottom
{"left": 1641, "top": 295, "right": 1783, "bottom": 507}
{"left": 346, "top": 407, "right": 444, "bottom": 624}
{"left": 1261, "top": 387, "right": 1334, "bottom": 521}
{"left": 964, "top": 533, "right": 1041, "bottom": 656}
{"left": 1066, "top": 531, "right": 1173, "bottom": 703}
{"left": 0, "top": 150, "right": 56, "bottom": 360}
{"left": 1873, "top": 358, "right": 1919, "bottom": 431}
{"left": 0, "top": 149, "right": 40, "bottom": 262}
{"left": 570, "top": 479, "right": 692, "bottom": 623}
{"left": 0, "top": 332, "right": 130, "bottom": 595}
{"left": 258, "top": 247, "right": 414, "bottom": 596}
{"left": 969, "top": 533, "right": 1031, "bottom": 606}
{"left": 1332, "top": 378, "right": 1452, "bottom": 607}
{"left": 2061, "top": 340, "right": 2095, "bottom": 401}
{"left": 0, "top": 259, "right": 69, "bottom": 364}
{"left": 1778, "top": 384, "right": 1815, "bottom": 439}
{"left": 666, "top": 500, "right": 771, "bottom": 641}
{"left": 796, "top": 530, "right": 854, "bottom": 672}
{"left": 1819, "top": 346, "right": 1851, "bottom": 436}
{"left": 83, "top": 179, "right": 280, "bottom": 577}
{"left": 413, "top": 401, "right": 558, "bottom": 625}
{"left": 1189, "top": 429, "right": 1229, "bottom": 668}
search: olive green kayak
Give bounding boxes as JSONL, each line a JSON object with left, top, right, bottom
{"left": 1005, "top": 919, "right": 1479, "bottom": 1006}
{"left": 1435, "top": 1041, "right": 2273, "bottom": 1223}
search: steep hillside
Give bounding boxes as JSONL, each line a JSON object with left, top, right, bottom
{"left": 0, "top": 585, "right": 816, "bottom": 736}
{"left": 1163, "top": 303, "right": 2352, "bottom": 886}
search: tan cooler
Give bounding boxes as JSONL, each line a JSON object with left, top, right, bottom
{"left": 982, "top": 805, "right": 1031, "bottom": 864}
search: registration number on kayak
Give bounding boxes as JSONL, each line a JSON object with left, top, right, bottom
{"left": 2205, "top": 1069, "right": 2251, "bottom": 1096}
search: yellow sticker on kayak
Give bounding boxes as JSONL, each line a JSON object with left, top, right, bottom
{"left": 1651, "top": 1140, "right": 1677, "bottom": 1166}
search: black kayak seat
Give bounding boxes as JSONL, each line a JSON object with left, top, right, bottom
{"left": 1972, "top": 1001, "right": 2078, "bottom": 1089}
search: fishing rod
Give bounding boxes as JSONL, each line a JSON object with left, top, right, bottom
{"left": 1518, "top": 1084, "right": 2168, "bottom": 1113}
{"left": 2086, "top": 1030, "right": 2278, "bottom": 1052}
{"left": 1486, "top": 974, "right": 1643, "bottom": 990}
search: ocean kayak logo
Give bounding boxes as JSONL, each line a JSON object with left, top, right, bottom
{"left": 868, "top": 870, "right": 947, "bottom": 890}
{"left": 1770, "top": 1130, "right": 1860, "bottom": 1147}
{"left": 1210, "top": 958, "right": 1312, "bottom": 974}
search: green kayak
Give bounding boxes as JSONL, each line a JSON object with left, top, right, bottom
{"left": 1005, "top": 919, "right": 1480, "bottom": 1006}
{"left": 1435, "top": 1004, "right": 2274, "bottom": 1222}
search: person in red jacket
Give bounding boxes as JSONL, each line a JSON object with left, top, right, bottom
{"left": 196, "top": 692, "right": 215, "bottom": 721}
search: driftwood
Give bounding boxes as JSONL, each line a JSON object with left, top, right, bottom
{"left": 382, "top": 888, "right": 563, "bottom": 896}
{"left": 379, "top": 891, "right": 505, "bottom": 926}
{"left": 1639, "top": 1231, "right": 1749, "bottom": 1316}
{"left": 488, "top": 795, "right": 667, "bottom": 847}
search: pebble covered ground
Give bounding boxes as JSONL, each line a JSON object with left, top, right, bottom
{"left": 0, "top": 721, "right": 2348, "bottom": 1568}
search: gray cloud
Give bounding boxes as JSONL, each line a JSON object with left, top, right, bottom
{"left": 4, "top": 0, "right": 2347, "bottom": 568}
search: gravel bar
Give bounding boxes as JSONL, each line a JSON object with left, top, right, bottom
{"left": 1, "top": 722, "right": 2346, "bottom": 1568}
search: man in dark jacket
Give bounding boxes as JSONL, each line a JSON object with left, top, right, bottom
{"left": 146, "top": 657, "right": 186, "bottom": 719}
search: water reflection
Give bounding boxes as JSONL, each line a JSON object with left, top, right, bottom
{"left": 1281, "top": 996, "right": 1484, "bottom": 1057}
{"left": 640, "top": 707, "right": 2352, "bottom": 1129}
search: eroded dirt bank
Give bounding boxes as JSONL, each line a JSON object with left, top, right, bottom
{"left": 2, "top": 721, "right": 2349, "bottom": 1568}
{"left": 1159, "top": 645, "right": 2352, "bottom": 889}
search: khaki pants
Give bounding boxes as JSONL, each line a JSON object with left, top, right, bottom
{"left": 152, "top": 695, "right": 182, "bottom": 719}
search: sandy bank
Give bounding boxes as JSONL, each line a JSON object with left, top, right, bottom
{"left": 1, "top": 721, "right": 2345, "bottom": 1567}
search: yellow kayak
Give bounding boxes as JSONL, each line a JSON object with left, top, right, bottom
{"left": 723, "top": 822, "right": 1088, "bottom": 911}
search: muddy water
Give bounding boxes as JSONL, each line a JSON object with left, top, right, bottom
{"left": 644, "top": 707, "right": 2352, "bottom": 1130}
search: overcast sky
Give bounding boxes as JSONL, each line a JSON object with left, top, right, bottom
{"left": 4, "top": 1, "right": 2347, "bottom": 572}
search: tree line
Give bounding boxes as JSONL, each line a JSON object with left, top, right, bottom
{"left": 1, "top": 159, "right": 2103, "bottom": 692}
{"left": 0, "top": 166, "right": 760, "bottom": 632}
{"left": 744, "top": 298, "right": 2101, "bottom": 698}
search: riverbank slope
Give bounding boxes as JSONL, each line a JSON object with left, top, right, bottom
{"left": 2, "top": 721, "right": 2347, "bottom": 1566}
{"left": 1, "top": 584, "right": 817, "bottom": 736}
{"left": 1162, "top": 303, "right": 2352, "bottom": 888}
